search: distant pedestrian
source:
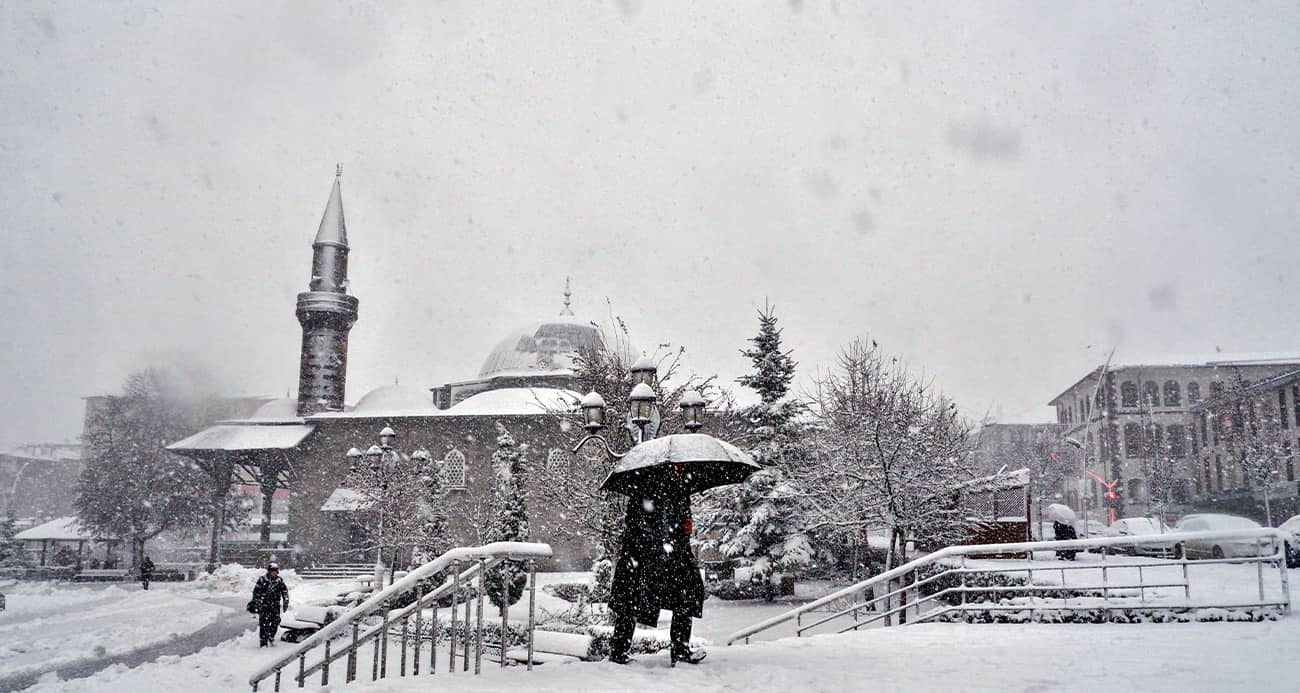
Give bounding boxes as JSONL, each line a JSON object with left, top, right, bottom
{"left": 252, "top": 563, "right": 290, "bottom": 647}
{"left": 1046, "top": 504, "right": 1080, "bottom": 561}
{"left": 139, "top": 556, "right": 155, "bottom": 590}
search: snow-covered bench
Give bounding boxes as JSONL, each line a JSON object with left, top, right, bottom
{"left": 501, "top": 630, "right": 595, "bottom": 665}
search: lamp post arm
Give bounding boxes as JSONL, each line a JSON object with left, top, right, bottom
{"left": 570, "top": 434, "right": 627, "bottom": 459}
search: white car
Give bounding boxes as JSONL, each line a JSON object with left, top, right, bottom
{"left": 1103, "top": 517, "right": 1176, "bottom": 556}
{"left": 1172, "top": 514, "right": 1268, "bottom": 560}
{"left": 1278, "top": 515, "right": 1300, "bottom": 568}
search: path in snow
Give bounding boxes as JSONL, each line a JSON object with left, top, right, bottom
{"left": 0, "top": 594, "right": 250, "bottom": 691}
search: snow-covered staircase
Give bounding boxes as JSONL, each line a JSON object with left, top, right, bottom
{"left": 297, "top": 563, "right": 375, "bottom": 580}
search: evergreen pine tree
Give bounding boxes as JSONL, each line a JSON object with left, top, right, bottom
{"left": 484, "top": 423, "right": 530, "bottom": 609}
{"left": 0, "top": 516, "right": 27, "bottom": 569}
{"left": 717, "top": 304, "right": 812, "bottom": 589}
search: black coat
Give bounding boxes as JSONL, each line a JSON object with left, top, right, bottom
{"left": 253, "top": 575, "right": 290, "bottom": 616}
{"left": 609, "top": 490, "right": 705, "bottom": 626}
{"left": 139, "top": 558, "right": 155, "bottom": 578}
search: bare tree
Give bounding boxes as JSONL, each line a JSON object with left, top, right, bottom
{"left": 800, "top": 340, "right": 976, "bottom": 570}
{"left": 338, "top": 447, "right": 450, "bottom": 568}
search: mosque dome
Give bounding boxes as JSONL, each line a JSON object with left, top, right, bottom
{"left": 249, "top": 397, "right": 299, "bottom": 420}
{"left": 351, "top": 384, "right": 437, "bottom": 414}
{"left": 478, "top": 318, "right": 607, "bottom": 378}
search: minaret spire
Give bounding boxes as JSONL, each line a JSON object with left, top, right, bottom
{"left": 295, "top": 168, "right": 360, "bottom": 416}
{"left": 559, "top": 276, "right": 574, "bottom": 317}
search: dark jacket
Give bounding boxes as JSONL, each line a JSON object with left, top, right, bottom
{"left": 253, "top": 575, "right": 290, "bottom": 616}
{"left": 139, "top": 558, "right": 155, "bottom": 578}
{"left": 610, "top": 490, "right": 705, "bottom": 626}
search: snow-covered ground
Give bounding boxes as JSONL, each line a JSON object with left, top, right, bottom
{"left": 0, "top": 581, "right": 233, "bottom": 682}
{"left": 10, "top": 563, "right": 1298, "bottom": 692}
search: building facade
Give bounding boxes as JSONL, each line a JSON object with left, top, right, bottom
{"left": 1189, "top": 368, "right": 1300, "bottom": 523}
{"left": 1048, "top": 356, "right": 1300, "bottom": 523}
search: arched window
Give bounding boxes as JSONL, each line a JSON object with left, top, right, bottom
{"left": 442, "top": 449, "right": 466, "bottom": 490}
{"left": 1163, "top": 381, "right": 1181, "bottom": 407}
{"left": 1121, "top": 382, "right": 1139, "bottom": 408}
{"left": 1142, "top": 381, "right": 1160, "bottom": 408}
{"left": 1187, "top": 382, "right": 1201, "bottom": 404}
{"left": 1167, "top": 424, "right": 1186, "bottom": 457}
{"left": 1145, "top": 424, "right": 1163, "bottom": 458}
{"left": 1124, "top": 423, "right": 1142, "bottom": 457}
{"left": 546, "top": 448, "right": 570, "bottom": 474}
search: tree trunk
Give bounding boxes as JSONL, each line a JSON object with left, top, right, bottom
{"left": 207, "top": 463, "right": 232, "bottom": 572}
{"left": 131, "top": 536, "right": 145, "bottom": 574}
{"left": 1263, "top": 488, "right": 1273, "bottom": 527}
{"left": 259, "top": 480, "right": 276, "bottom": 544}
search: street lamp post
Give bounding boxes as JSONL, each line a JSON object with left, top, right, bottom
{"left": 571, "top": 355, "right": 706, "bottom": 457}
{"left": 349, "top": 426, "right": 399, "bottom": 591}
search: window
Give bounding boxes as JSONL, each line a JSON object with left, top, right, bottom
{"left": 1144, "top": 424, "right": 1163, "bottom": 458}
{"left": 1280, "top": 389, "right": 1290, "bottom": 430}
{"left": 1121, "top": 381, "right": 1139, "bottom": 408}
{"left": 1163, "top": 381, "right": 1181, "bottom": 407}
{"left": 1167, "top": 424, "right": 1186, "bottom": 458}
{"left": 1142, "top": 381, "right": 1160, "bottom": 408}
{"left": 1214, "top": 454, "right": 1224, "bottom": 491}
{"left": 1294, "top": 384, "right": 1300, "bottom": 428}
{"left": 1200, "top": 413, "right": 1209, "bottom": 446}
{"left": 1127, "top": 478, "right": 1145, "bottom": 501}
{"left": 1124, "top": 423, "right": 1142, "bottom": 457}
{"left": 546, "top": 448, "right": 570, "bottom": 474}
{"left": 1187, "top": 382, "right": 1201, "bottom": 404}
{"left": 442, "top": 449, "right": 466, "bottom": 490}
{"left": 1203, "top": 459, "right": 1212, "bottom": 493}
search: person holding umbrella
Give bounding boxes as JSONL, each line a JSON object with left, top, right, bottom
{"left": 600, "top": 433, "right": 760, "bottom": 666}
{"left": 1047, "top": 503, "right": 1080, "bottom": 561}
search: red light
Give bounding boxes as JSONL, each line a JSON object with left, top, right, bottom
{"left": 1105, "top": 491, "right": 1118, "bottom": 500}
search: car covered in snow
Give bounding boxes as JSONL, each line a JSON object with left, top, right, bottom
{"left": 1278, "top": 515, "right": 1300, "bottom": 568}
{"left": 1102, "top": 517, "right": 1176, "bottom": 556}
{"left": 1172, "top": 514, "right": 1271, "bottom": 560}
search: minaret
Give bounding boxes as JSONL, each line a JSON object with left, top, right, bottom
{"left": 295, "top": 166, "right": 359, "bottom": 416}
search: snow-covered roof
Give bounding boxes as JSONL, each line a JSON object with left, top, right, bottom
{"left": 320, "top": 487, "right": 372, "bottom": 512}
{"left": 4, "top": 443, "right": 83, "bottom": 461}
{"left": 1049, "top": 352, "right": 1300, "bottom": 404}
{"left": 167, "top": 424, "right": 316, "bottom": 452}
{"left": 15, "top": 516, "right": 104, "bottom": 541}
{"left": 449, "top": 387, "right": 579, "bottom": 415}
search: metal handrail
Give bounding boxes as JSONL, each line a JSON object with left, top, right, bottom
{"left": 249, "top": 541, "right": 552, "bottom": 690}
{"left": 726, "top": 528, "right": 1291, "bottom": 645}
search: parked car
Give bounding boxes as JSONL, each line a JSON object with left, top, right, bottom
{"left": 1278, "top": 515, "right": 1300, "bottom": 568}
{"left": 1103, "top": 517, "right": 1176, "bottom": 556}
{"left": 1172, "top": 514, "right": 1269, "bottom": 560}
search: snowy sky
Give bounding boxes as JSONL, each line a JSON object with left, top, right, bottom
{"left": 3, "top": 1, "right": 1299, "bottom": 449}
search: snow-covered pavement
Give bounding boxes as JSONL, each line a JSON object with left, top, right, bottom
{"left": 0, "top": 582, "right": 234, "bottom": 686}
{"left": 10, "top": 565, "right": 1296, "bottom": 692}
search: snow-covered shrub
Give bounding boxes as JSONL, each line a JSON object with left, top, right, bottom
{"left": 192, "top": 563, "right": 301, "bottom": 595}
{"left": 707, "top": 579, "right": 770, "bottom": 601}
{"left": 536, "top": 622, "right": 707, "bottom": 657}
{"left": 542, "top": 582, "right": 591, "bottom": 603}
{"left": 588, "top": 547, "right": 613, "bottom": 603}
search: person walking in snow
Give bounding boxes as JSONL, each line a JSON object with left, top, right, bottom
{"left": 252, "top": 563, "right": 290, "bottom": 647}
{"left": 608, "top": 464, "right": 707, "bottom": 665}
{"left": 139, "top": 555, "right": 155, "bottom": 590}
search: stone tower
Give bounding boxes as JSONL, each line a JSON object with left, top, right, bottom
{"left": 295, "top": 168, "right": 359, "bottom": 416}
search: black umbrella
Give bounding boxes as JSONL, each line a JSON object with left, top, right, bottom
{"left": 599, "top": 433, "right": 761, "bottom": 496}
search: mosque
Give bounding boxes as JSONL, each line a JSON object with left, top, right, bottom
{"left": 168, "top": 172, "right": 618, "bottom": 570}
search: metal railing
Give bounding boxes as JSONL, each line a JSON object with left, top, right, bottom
{"left": 249, "top": 541, "right": 552, "bottom": 691}
{"left": 726, "top": 528, "right": 1291, "bottom": 645}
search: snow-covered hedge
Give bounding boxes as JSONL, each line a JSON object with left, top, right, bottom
{"left": 192, "top": 563, "right": 301, "bottom": 595}
{"left": 542, "top": 581, "right": 591, "bottom": 603}
{"left": 707, "top": 579, "right": 770, "bottom": 601}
